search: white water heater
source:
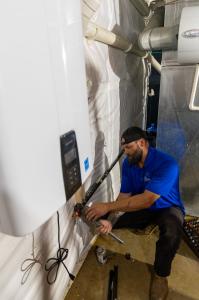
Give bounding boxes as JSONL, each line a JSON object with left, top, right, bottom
{"left": 0, "top": 0, "right": 93, "bottom": 236}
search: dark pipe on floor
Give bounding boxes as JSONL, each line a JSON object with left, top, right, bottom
{"left": 107, "top": 265, "right": 118, "bottom": 300}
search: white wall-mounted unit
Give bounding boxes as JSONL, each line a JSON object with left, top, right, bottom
{"left": 178, "top": 6, "right": 199, "bottom": 64}
{"left": 0, "top": 0, "right": 92, "bottom": 236}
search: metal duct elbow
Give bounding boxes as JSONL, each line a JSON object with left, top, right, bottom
{"left": 139, "top": 25, "right": 179, "bottom": 51}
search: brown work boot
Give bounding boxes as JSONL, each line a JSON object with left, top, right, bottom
{"left": 150, "top": 273, "right": 168, "bottom": 300}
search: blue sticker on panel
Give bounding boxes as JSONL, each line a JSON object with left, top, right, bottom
{"left": 84, "top": 158, "right": 89, "bottom": 171}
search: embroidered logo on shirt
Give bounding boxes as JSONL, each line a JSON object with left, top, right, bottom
{"left": 144, "top": 173, "right": 151, "bottom": 182}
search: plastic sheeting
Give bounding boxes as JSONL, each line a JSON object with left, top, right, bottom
{"left": 83, "top": 0, "right": 147, "bottom": 204}
{"left": 157, "top": 1, "right": 199, "bottom": 216}
{"left": 157, "top": 65, "right": 199, "bottom": 216}
{"left": 0, "top": 1, "right": 147, "bottom": 299}
{"left": 0, "top": 200, "right": 93, "bottom": 300}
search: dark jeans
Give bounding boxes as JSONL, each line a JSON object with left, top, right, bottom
{"left": 113, "top": 206, "right": 184, "bottom": 277}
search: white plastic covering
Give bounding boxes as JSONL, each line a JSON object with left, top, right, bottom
{"left": 178, "top": 6, "right": 199, "bottom": 64}
{"left": 0, "top": 1, "right": 147, "bottom": 299}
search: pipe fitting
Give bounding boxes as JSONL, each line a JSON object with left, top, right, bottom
{"left": 139, "top": 25, "right": 179, "bottom": 50}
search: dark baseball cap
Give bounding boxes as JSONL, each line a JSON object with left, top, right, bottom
{"left": 121, "top": 126, "right": 148, "bottom": 145}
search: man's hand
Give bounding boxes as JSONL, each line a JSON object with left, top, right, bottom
{"left": 85, "top": 202, "right": 109, "bottom": 221}
{"left": 96, "top": 219, "right": 112, "bottom": 234}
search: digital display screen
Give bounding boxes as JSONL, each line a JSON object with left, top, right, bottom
{"left": 64, "top": 148, "right": 76, "bottom": 165}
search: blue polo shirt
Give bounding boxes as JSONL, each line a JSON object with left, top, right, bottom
{"left": 120, "top": 147, "right": 185, "bottom": 214}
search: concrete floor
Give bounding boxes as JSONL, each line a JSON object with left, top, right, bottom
{"left": 65, "top": 228, "right": 199, "bottom": 300}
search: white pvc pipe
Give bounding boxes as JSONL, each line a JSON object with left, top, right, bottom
{"left": 85, "top": 20, "right": 147, "bottom": 57}
{"left": 81, "top": 0, "right": 101, "bottom": 33}
{"left": 82, "top": 0, "right": 101, "bottom": 20}
{"left": 189, "top": 64, "right": 199, "bottom": 111}
{"left": 148, "top": 53, "right": 161, "bottom": 74}
{"left": 85, "top": 20, "right": 161, "bottom": 73}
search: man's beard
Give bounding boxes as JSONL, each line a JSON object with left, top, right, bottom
{"left": 127, "top": 147, "right": 143, "bottom": 166}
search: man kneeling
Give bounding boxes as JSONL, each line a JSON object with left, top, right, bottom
{"left": 86, "top": 126, "right": 185, "bottom": 300}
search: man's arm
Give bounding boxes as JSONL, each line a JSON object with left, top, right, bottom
{"left": 86, "top": 190, "right": 160, "bottom": 221}
{"left": 108, "top": 190, "right": 159, "bottom": 212}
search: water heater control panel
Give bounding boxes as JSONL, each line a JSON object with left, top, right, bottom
{"left": 60, "top": 131, "right": 82, "bottom": 200}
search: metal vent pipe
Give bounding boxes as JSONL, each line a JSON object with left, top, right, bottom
{"left": 138, "top": 6, "right": 178, "bottom": 51}
{"left": 139, "top": 24, "right": 179, "bottom": 50}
